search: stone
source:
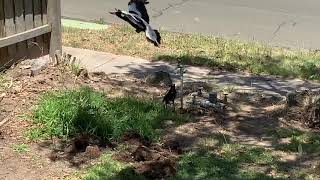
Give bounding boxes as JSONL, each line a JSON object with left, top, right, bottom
{"left": 30, "top": 56, "right": 50, "bottom": 76}
{"left": 146, "top": 71, "right": 172, "bottom": 86}
{"left": 85, "top": 145, "right": 101, "bottom": 158}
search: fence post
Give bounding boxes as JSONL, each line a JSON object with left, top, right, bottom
{"left": 48, "top": 0, "right": 62, "bottom": 58}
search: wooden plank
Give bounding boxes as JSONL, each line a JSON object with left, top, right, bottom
{"left": 33, "top": 0, "right": 42, "bottom": 28}
{"left": 33, "top": 0, "right": 44, "bottom": 57}
{"left": 0, "top": 25, "right": 51, "bottom": 48}
{"left": 41, "top": 0, "right": 49, "bottom": 54}
{"left": 48, "top": 0, "right": 62, "bottom": 57}
{"left": 14, "top": 0, "right": 28, "bottom": 60}
{"left": 3, "top": 0, "right": 15, "bottom": 36}
{"left": 24, "top": 0, "right": 34, "bottom": 58}
{"left": 0, "top": 0, "right": 5, "bottom": 37}
{"left": 41, "top": 0, "right": 48, "bottom": 24}
{"left": 3, "top": 0, "right": 17, "bottom": 64}
{"left": 24, "top": 0, "right": 34, "bottom": 31}
{"left": 0, "top": 0, "right": 7, "bottom": 68}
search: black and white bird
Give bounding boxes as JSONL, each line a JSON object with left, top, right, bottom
{"left": 128, "top": 0, "right": 150, "bottom": 27}
{"left": 163, "top": 84, "right": 177, "bottom": 109}
{"left": 109, "top": 9, "right": 146, "bottom": 33}
{"left": 109, "top": 9, "right": 161, "bottom": 47}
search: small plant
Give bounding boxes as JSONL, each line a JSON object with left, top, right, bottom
{"left": 12, "top": 144, "right": 30, "bottom": 153}
{"left": 94, "top": 18, "right": 106, "bottom": 25}
{"left": 70, "top": 63, "right": 82, "bottom": 76}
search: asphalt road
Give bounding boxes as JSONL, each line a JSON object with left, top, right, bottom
{"left": 62, "top": 0, "right": 320, "bottom": 49}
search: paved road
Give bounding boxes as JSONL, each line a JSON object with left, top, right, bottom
{"left": 62, "top": 0, "right": 320, "bottom": 49}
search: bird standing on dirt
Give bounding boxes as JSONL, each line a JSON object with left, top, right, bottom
{"left": 163, "top": 84, "right": 177, "bottom": 109}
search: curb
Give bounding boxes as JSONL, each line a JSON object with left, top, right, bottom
{"left": 61, "top": 18, "right": 109, "bottom": 30}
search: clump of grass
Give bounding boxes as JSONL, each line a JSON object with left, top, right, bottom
{"left": 174, "top": 144, "right": 285, "bottom": 180}
{"left": 273, "top": 128, "right": 320, "bottom": 154}
{"left": 0, "top": 74, "right": 11, "bottom": 92}
{"left": 83, "top": 153, "right": 144, "bottom": 180}
{"left": 30, "top": 86, "right": 185, "bottom": 142}
{"left": 69, "top": 63, "right": 82, "bottom": 76}
{"left": 93, "top": 17, "right": 106, "bottom": 25}
{"left": 63, "top": 25, "right": 320, "bottom": 81}
{"left": 12, "top": 144, "right": 30, "bottom": 153}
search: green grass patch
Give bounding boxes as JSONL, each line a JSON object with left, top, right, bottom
{"left": 12, "top": 144, "right": 30, "bottom": 153}
{"left": 69, "top": 63, "right": 82, "bottom": 76}
{"left": 273, "top": 128, "right": 320, "bottom": 154}
{"left": 63, "top": 25, "right": 320, "bottom": 81}
{"left": 83, "top": 153, "right": 144, "bottom": 180}
{"left": 174, "top": 143, "right": 285, "bottom": 180}
{"left": 29, "top": 86, "right": 185, "bottom": 142}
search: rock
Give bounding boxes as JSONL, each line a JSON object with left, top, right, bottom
{"left": 88, "top": 71, "right": 107, "bottom": 82}
{"left": 286, "top": 91, "right": 300, "bottom": 107}
{"left": 30, "top": 56, "right": 49, "bottom": 76}
{"left": 134, "top": 159, "right": 177, "bottom": 179}
{"left": 132, "top": 145, "right": 153, "bottom": 162}
{"left": 79, "top": 69, "right": 89, "bottom": 78}
{"left": 164, "top": 120, "right": 175, "bottom": 127}
{"left": 146, "top": 71, "right": 172, "bottom": 86}
{"left": 85, "top": 145, "right": 101, "bottom": 158}
{"left": 0, "top": 93, "right": 5, "bottom": 102}
{"left": 48, "top": 152, "right": 58, "bottom": 161}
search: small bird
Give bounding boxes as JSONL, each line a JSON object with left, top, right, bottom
{"left": 109, "top": 9, "right": 161, "bottom": 47}
{"left": 163, "top": 84, "right": 177, "bottom": 109}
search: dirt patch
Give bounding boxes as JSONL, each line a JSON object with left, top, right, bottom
{"left": 0, "top": 62, "right": 168, "bottom": 179}
{"left": 112, "top": 133, "right": 179, "bottom": 179}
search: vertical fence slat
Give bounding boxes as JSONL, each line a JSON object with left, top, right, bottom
{"left": 0, "top": 0, "right": 7, "bottom": 69}
{"left": 0, "top": 0, "right": 4, "bottom": 37}
{"left": 24, "top": 0, "right": 33, "bottom": 31}
{"left": 41, "top": 0, "right": 49, "bottom": 54}
{"left": 32, "top": 0, "right": 44, "bottom": 57}
{"left": 24, "top": 0, "right": 34, "bottom": 58}
{"left": 14, "top": 0, "right": 27, "bottom": 60}
{"left": 48, "top": 0, "right": 62, "bottom": 57}
{"left": 4, "top": 0, "right": 17, "bottom": 66}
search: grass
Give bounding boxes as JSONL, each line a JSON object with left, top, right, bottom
{"left": 174, "top": 149, "right": 282, "bottom": 180}
{"left": 29, "top": 86, "right": 185, "bottom": 142}
{"left": 0, "top": 74, "right": 10, "bottom": 92}
{"left": 70, "top": 63, "right": 82, "bottom": 76}
{"left": 81, "top": 143, "right": 287, "bottom": 180}
{"left": 12, "top": 144, "right": 30, "bottom": 153}
{"left": 62, "top": 25, "right": 320, "bottom": 81}
{"left": 82, "top": 153, "right": 144, "bottom": 180}
{"left": 273, "top": 128, "right": 320, "bottom": 154}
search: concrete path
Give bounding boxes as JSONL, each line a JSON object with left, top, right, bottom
{"left": 62, "top": 0, "right": 320, "bottom": 49}
{"left": 64, "top": 46, "right": 320, "bottom": 96}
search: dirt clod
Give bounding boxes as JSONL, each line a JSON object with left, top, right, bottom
{"left": 85, "top": 145, "right": 101, "bottom": 158}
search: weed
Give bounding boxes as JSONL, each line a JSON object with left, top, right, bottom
{"left": 93, "top": 18, "right": 106, "bottom": 25}
{"left": 70, "top": 63, "right": 82, "bottom": 76}
{"left": 12, "top": 144, "right": 30, "bottom": 153}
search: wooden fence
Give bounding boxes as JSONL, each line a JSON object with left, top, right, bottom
{"left": 0, "top": 0, "right": 61, "bottom": 71}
